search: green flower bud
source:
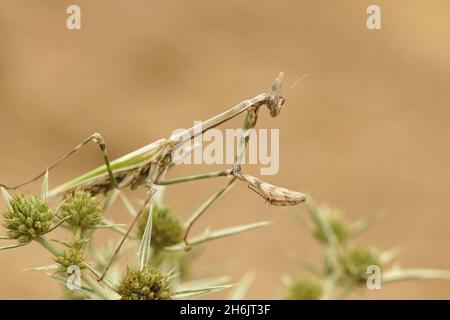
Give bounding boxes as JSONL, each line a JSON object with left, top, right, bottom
{"left": 313, "top": 207, "right": 351, "bottom": 244}
{"left": 2, "top": 194, "right": 53, "bottom": 243}
{"left": 342, "top": 246, "right": 381, "bottom": 283}
{"left": 59, "top": 191, "right": 102, "bottom": 231}
{"left": 286, "top": 276, "right": 323, "bottom": 300}
{"left": 55, "top": 248, "right": 85, "bottom": 273}
{"left": 118, "top": 266, "right": 173, "bottom": 300}
{"left": 137, "top": 205, "right": 183, "bottom": 251}
{"left": 63, "top": 239, "right": 90, "bottom": 251}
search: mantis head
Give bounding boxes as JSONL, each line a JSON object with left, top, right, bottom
{"left": 267, "top": 72, "right": 286, "bottom": 117}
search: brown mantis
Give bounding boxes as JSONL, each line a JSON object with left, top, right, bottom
{"left": 0, "top": 72, "right": 306, "bottom": 281}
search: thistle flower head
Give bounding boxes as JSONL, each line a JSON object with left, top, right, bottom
{"left": 342, "top": 246, "right": 381, "bottom": 282}
{"left": 137, "top": 205, "right": 183, "bottom": 251}
{"left": 118, "top": 266, "right": 173, "bottom": 300}
{"left": 2, "top": 194, "right": 53, "bottom": 243}
{"left": 59, "top": 191, "right": 102, "bottom": 231}
{"left": 313, "top": 206, "right": 351, "bottom": 244}
{"left": 286, "top": 275, "right": 323, "bottom": 300}
{"left": 55, "top": 248, "right": 85, "bottom": 273}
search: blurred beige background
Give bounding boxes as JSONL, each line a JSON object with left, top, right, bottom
{"left": 1, "top": 0, "right": 450, "bottom": 299}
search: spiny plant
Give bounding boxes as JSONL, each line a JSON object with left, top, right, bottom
{"left": 284, "top": 196, "right": 450, "bottom": 299}
{"left": 0, "top": 173, "right": 271, "bottom": 299}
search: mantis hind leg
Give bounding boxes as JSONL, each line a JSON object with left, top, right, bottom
{"left": 98, "top": 187, "right": 156, "bottom": 282}
{"left": 98, "top": 162, "right": 161, "bottom": 282}
{"left": 0, "top": 133, "right": 118, "bottom": 191}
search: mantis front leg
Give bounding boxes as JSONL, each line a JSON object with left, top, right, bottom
{"left": 0, "top": 133, "right": 118, "bottom": 191}
{"left": 163, "top": 108, "right": 261, "bottom": 248}
{"left": 178, "top": 110, "right": 261, "bottom": 248}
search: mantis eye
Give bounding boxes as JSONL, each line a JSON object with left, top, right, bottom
{"left": 268, "top": 95, "right": 285, "bottom": 117}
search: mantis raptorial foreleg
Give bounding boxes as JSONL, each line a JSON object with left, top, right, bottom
{"left": 0, "top": 133, "right": 118, "bottom": 191}
{"left": 181, "top": 107, "right": 260, "bottom": 247}
{"left": 98, "top": 114, "right": 260, "bottom": 279}
{"left": 233, "top": 108, "right": 258, "bottom": 172}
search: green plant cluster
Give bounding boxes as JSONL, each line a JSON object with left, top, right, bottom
{"left": 60, "top": 191, "right": 102, "bottom": 232}
{"left": 55, "top": 248, "right": 86, "bottom": 273}
{"left": 285, "top": 198, "right": 450, "bottom": 299}
{"left": 2, "top": 194, "right": 54, "bottom": 243}
{"left": 118, "top": 266, "right": 173, "bottom": 300}
{"left": 0, "top": 174, "right": 269, "bottom": 300}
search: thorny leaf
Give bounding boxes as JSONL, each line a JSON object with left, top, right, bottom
{"left": 0, "top": 186, "right": 13, "bottom": 210}
{"left": 41, "top": 169, "right": 49, "bottom": 201}
{"left": 22, "top": 264, "right": 60, "bottom": 272}
{"left": 119, "top": 193, "right": 138, "bottom": 218}
{"left": 138, "top": 204, "right": 153, "bottom": 271}
{"left": 176, "top": 276, "right": 230, "bottom": 292}
{"left": 165, "top": 221, "right": 271, "bottom": 251}
{"left": 174, "top": 284, "right": 234, "bottom": 299}
{"left": 382, "top": 268, "right": 450, "bottom": 283}
{"left": 0, "top": 242, "right": 30, "bottom": 250}
{"left": 229, "top": 271, "right": 256, "bottom": 300}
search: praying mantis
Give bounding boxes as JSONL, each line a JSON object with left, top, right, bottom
{"left": 0, "top": 72, "right": 306, "bottom": 281}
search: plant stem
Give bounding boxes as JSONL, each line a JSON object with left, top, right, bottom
{"left": 82, "top": 274, "right": 112, "bottom": 300}
{"left": 35, "top": 236, "right": 61, "bottom": 257}
{"left": 333, "top": 281, "right": 355, "bottom": 300}
{"left": 73, "top": 227, "right": 82, "bottom": 241}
